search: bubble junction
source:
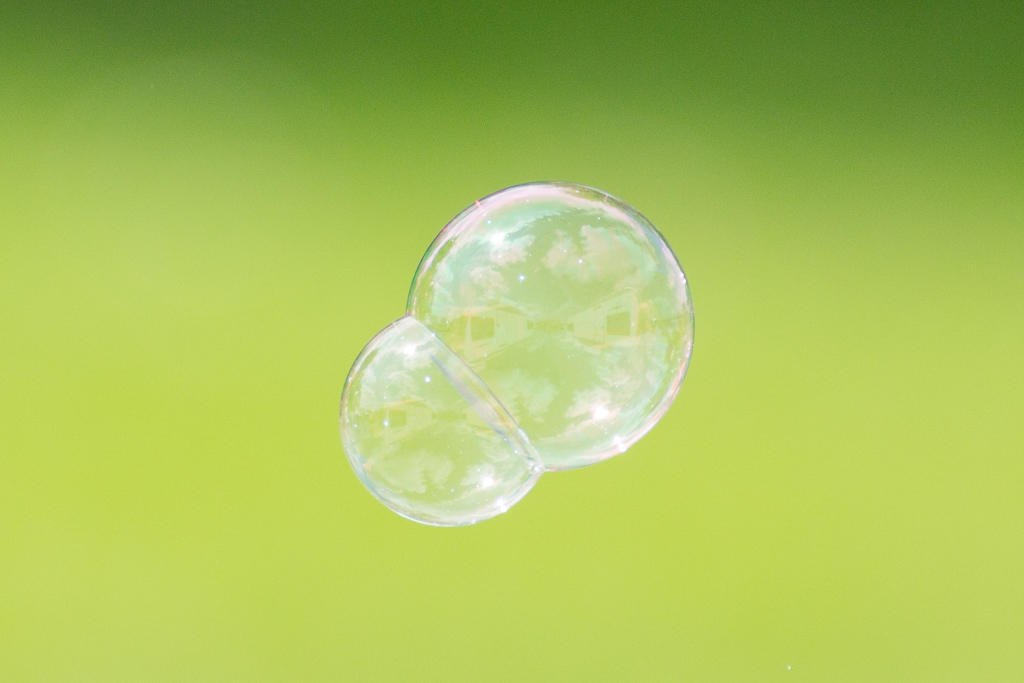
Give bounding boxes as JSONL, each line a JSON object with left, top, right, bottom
{"left": 340, "top": 182, "right": 694, "bottom": 526}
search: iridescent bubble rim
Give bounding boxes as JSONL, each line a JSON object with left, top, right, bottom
{"left": 408, "top": 182, "right": 691, "bottom": 303}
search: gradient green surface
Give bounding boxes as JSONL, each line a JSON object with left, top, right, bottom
{"left": 1, "top": 3, "right": 1022, "bottom": 681}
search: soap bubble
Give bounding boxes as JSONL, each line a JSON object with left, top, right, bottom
{"left": 407, "top": 182, "right": 694, "bottom": 470}
{"left": 340, "top": 182, "right": 693, "bottom": 524}
{"left": 340, "top": 316, "right": 544, "bottom": 526}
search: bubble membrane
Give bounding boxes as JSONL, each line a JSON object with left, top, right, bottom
{"left": 407, "top": 182, "right": 694, "bottom": 470}
{"left": 340, "top": 316, "right": 544, "bottom": 526}
{"left": 340, "top": 182, "right": 694, "bottom": 524}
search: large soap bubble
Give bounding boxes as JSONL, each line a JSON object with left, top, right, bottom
{"left": 340, "top": 182, "right": 693, "bottom": 524}
{"left": 407, "top": 182, "right": 694, "bottom": 470}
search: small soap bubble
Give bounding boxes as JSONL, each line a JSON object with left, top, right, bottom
{"left": 340, "top": 317, "right": 542, "bottom": 526}
{"left": 341, "top": 182, "right": 694, "bottom": 524}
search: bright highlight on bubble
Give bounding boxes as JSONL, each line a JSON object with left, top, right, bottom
{"left": 340, "top": 182, "right": 694, "bottom": 526}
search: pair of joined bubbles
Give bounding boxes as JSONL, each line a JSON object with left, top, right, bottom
{"left": 340, "top": 182, "right": 694, "bottom": 525}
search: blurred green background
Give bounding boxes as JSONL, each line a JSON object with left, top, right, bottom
{"left": 1, "top": 2, "right": 1022, "bottom": 681}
